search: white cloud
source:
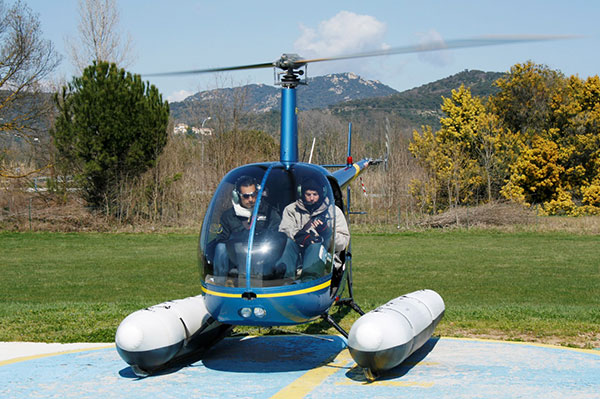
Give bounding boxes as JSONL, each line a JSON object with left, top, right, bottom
{"left": 416, "top": 30, "right": 453, "bottom": 67}
{"left": 167, "top": 89, "right": 194, "bottom": 103}
{"left": 295, "top": 11, "right": 388, "bottom": 57}
{"left": 291, "top": 13, "right": 454, "bottom": 85}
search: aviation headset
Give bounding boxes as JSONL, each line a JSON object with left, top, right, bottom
{"left": 232, "top": 176, "right": 261, "bottom": 204}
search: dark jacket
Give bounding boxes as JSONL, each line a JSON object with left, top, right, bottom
{"left": 216, "top": 202, "right": 281, "bottom": 242}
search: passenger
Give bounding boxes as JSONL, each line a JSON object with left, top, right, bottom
{"left": 279, "top": 178, "right": 350, "bottom": 280}
{"left": 213, "top": 176, "right": 280, "bottom": 279}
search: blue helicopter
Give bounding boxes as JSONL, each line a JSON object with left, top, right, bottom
{"left": 196, "top": 54, "right": 375, "bottom": 330}
{"left": 115, "top": 36, "right": 569, "bottom": 378}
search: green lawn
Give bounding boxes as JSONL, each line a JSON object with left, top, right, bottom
{"left": 0, "top": 230, "right": 598, "bottom": 348}
{"left": 349, "top": 231, "right": 600, "bottom": 348}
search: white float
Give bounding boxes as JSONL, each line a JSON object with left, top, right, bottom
{"left": 115, "top": 295, "right": 231, "bottom": 376}
{"left": 347, "top": 289, "right": 445, "bottom": 380}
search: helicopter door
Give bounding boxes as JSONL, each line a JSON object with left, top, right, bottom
{"left": 198, "top": 163, "right": 338, "bottom": 289}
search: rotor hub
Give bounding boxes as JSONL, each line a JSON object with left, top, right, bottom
{"left": 274, "top": 54, "right": 307, "bottom": 88}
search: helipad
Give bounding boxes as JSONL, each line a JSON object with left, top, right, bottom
{"left": 1, "top": 336, "right": 598, "bottom": 398}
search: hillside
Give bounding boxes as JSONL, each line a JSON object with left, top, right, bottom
{"left": 0, "top": 90, "right": 55, "bottom": 156}
{"left": 1, "top": 70, "right": 505, "bottom": 153}
{"left": 329, "top": 70, "right": 505, "bottom": 129}
{"left": 168, "top": 72, "right": 398, "bottom": 122}
{"left": 170, "top": 70, "right": 504, "bottom": 132}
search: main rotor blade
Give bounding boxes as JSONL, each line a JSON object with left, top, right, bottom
{"left": 144, "top": 34, "right": 577, "bottom": 77}
{"left": 144, "top": 61, "right": 275, "bottom": 77}
{"left": 299, "top": 35, "right": 577, "bottom": 65}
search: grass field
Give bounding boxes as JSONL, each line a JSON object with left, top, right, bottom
{"left": 0, "top": 230, "right": 598, "bottom": 348}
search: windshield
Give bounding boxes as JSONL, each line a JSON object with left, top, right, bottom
{"left": 198, "top": 163, "right": 337, "bottom": 289}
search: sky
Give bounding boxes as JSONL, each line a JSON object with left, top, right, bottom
{"left": 24, "top": 0, "right": 600, "bottom": 103}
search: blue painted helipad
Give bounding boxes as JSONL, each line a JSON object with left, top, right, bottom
{"left": 1, "top": 336, "right": 599, "bottom": 398}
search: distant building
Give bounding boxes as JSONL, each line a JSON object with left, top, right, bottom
{"left": 173, "top": 123, "right": 213, "bottom": 136}
{"left": 174, "top": 123, "right": 188, "bottom": 135}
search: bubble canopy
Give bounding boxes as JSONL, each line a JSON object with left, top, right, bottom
{"left": 198, "top": 162, "right": 338, "bottom": 291}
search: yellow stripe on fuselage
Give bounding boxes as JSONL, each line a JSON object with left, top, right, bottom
{"left": 258, "top": 280, "right": 330, "bottom": 297}
{"left": 200, "top": 285, "right": 241, "bottom": 298}
{"left": 345, "top": 163, "right": 361, "bottom": 184}
{"left": 201, "top": 279, "right": 331, "bottom": 298}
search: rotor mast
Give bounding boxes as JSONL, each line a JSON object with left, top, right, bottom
{"left": 275, "top": 54, "right": 307, "bottom": 166}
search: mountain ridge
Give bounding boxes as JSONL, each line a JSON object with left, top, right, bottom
{"left": 170, "top": 72, "right": 399, "bottom": 115}
{"left": 169, "top": 69, "right": 505, "bottom": 130}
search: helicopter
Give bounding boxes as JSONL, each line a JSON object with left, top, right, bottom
{"left": 114, "top": 35, "right": 570, "bottom": 380}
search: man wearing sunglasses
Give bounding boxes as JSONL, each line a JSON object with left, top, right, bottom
{"left": 212, "top": 176, "right": 281, "bottom": 281}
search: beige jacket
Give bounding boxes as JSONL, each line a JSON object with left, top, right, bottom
{"left": 279, "top": 197, "right": 350, "bottom": 253}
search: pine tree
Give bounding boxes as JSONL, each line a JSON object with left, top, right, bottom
{"left": 52, "top": 61, "right": 169, "bottom": 213}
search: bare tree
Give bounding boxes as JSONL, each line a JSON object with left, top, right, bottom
{"left": 66, "top": 0, "right": 135, "bottom": 72}
{"left": 0, "top": 0, "right": 61, "bottom": 177}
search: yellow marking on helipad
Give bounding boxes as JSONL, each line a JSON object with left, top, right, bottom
{"left": 269, "top": 349, "right": 354, "bottom": 399}
{"left": 0, "top": 344, "right": 115, "bottom": 367}
{"left": 402, "top": 361, "right": 440, "bottom": 366}
{"left": 443, "top": 336, "right": 600, "bottom": 355}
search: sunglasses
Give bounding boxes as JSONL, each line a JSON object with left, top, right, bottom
{"left": 240, "top": 191, "right": 257, "bottom": 199}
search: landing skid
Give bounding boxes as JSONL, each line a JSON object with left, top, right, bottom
{"left": 322, "top": 254, "right": 365, "bottom": 338}
{"left": 131, "top": 364, "right": 151, "bottom": 378}
{"left": 320, "top": 313, "right": 348, "bottom": 338}
{"left": 336, "top": 297, "right": 365, "bottom": 316}
{"left": 320, "top": 296, "right": 364, "bottom": 338}
{"left": 363, "top": 367, "right": 378, "bottom": 382}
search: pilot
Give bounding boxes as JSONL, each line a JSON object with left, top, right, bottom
{"left": 213, "top": 176, "right": 281, "bottom": 279}
{"left": 279, "top": 178, "right": 349, "bottom": 280}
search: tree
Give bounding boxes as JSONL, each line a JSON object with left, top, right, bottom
{"left": 489, "top": 61, "right": 565, "bottom": 139}
{"left": 51, "top": 62, "right": 169, "bottom": 212}
{"left": 550, "top": 76, "right": 600, "bottom": 192}
{"left": 500, "top": 135, "right": 566, "bottom": 209}
{"left": 409, "top": 86, "right": 486, "bottom": 212}
{"left": 0, "top": 0, "right": 60, "bottom": 176}
{"left": 408, "top": 125, "right": 441, "bottom": 213}
{"left": 66, "top": 0, "right": 134, "bottom": 72}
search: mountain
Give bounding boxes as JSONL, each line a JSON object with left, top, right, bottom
{"left": 329, "top": 70, "right": 505, "bottom": 129}
{"left": 168, "top": 72, "right": 399, "bottom": 121}
{"left": 1, "top": 70, "right": 505, "bottom": 153}
{"left": 169, "top": 70, "right": 505, "bottom": 131}
{"left": 296, "top": 72, "right": 399, "bottom": 109}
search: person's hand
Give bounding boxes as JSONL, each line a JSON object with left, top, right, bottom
{"left": 303, "top": 217, "right": 327, "bottom": 235}
{"left": 311, "top": 218, "right": 324, "bottom": 231}
{"left": 315, "top": 218, "right": 329, "bottom": 235}
{"left": 294, "top": 230, "right": 311, "bottom": 247}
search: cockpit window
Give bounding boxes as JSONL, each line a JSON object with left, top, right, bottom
{"left": 198, "top": 163, "right": 337, "bottom": 289}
